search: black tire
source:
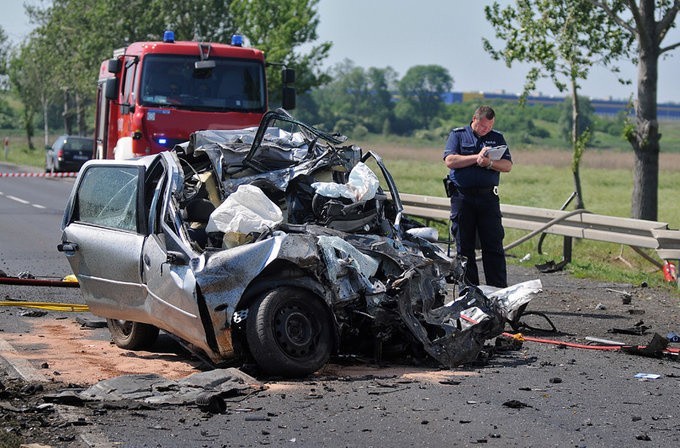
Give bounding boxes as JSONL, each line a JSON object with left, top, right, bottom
{"left": 246, "top": 287, "right": 333, "bottom": 378}
{"left": 106, "top": 319, "right": 160, "bottom": 350}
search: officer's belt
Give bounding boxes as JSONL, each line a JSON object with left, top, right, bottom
{"left": 457, "top": 186, "right": 498, "bottom": 195}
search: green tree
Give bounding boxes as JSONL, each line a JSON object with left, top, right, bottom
{"left": 364, "top": 67, "right": 398, "bottom": 133}
{"left": 0, "top": 26, "right": 15, "bottom": 129}
{"left": 230, "top": 0, "right": 331, "bottom": 106}
{"left": 306, "top": 59, "right": 359, "bottom": 130}
{"left": 397, "top": 65, "right": 453, "bottom": 131}
{"left": 588, "top": 0, "right": 679, "bottom": 221}
{"left": 484, "top": 0, "right": 631, "bottom": 210}
{"left": 559, "top": 96, "right": 594, "bottom": 144}
{"left": 0, "top": 25, "right": 9, "bottom": 75}
{"left": 305, "top": 60, "right": 396, "bottom": 134}
{"left": 8, "top": 42, "right": 48, "bottom": 149}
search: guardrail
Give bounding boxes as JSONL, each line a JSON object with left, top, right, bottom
{"left": 396, "top": 193, "right": 680, "bottom": 263}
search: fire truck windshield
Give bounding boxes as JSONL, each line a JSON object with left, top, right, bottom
{"left": 139, "top": 54, "right": 266, "bottom": 112}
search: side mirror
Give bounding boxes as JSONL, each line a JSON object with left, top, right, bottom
{"left": 281, "top": 67, "right": 295, "bottom": 84}
{"left": 104, "top": 78, "right": 118, "bottom": 101}
{"left": 108, "top": 58, "right": 121, "bottom": 74}
{"left": 282, "top": 86, "right": 296, "bottom": 110}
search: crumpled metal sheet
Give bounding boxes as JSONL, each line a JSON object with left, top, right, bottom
{"left": 397, "top": 279, "right": 542, "bottom": 367}
{"left": 75, "top": 368, "right": 262, "bottom": 405}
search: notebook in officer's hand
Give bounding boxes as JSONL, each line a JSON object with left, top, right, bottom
{"left": 484, "top": 145, "right": 507, "bottom": 160}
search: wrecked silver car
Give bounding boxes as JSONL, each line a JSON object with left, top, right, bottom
{"left": 59, "top": 110, "right": 534, "bottom": 377}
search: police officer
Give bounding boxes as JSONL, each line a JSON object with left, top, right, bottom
{"left": 443, "top": 105, "right": 512, "bottom": 288}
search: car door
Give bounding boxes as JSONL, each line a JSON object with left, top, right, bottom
{"left": 60, "top": 163, "right": 147, "bottom": 319}
{"left": 138, "top": 159, "right": 209, "bottom": 351}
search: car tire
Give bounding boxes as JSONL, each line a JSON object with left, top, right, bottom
{"left": 106, "top": 319, "right": 160, "bottom": 350}
{"left": 246, "top": 287, "right": 333, "bottom": 378}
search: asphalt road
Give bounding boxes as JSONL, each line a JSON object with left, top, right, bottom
{"left": 3, "top": 298, "right": 679, "bottom": 448}
{"left": 2, "top": 161, "right": 679, "bottom": 447}
{"left": 0, "top": 163, "right": 75, "bottom": 279}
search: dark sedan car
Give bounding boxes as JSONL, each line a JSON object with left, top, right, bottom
{"left": 45, "top": 135, "right": 94, "bottom": 173}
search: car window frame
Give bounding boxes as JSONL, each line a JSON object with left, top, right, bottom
{"left": 156, "top": 154, "right": 197, "bottom": 257}
{"left": 67, "top": 164, "right": 147, "bottom": 234}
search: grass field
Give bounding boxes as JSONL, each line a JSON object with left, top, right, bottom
{"left": 3, "top": 127, "right": 679, "bottom": 292}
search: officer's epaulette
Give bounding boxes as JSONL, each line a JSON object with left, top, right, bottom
{"left": 452, "top": 127, "right": 465, "bottom": 132}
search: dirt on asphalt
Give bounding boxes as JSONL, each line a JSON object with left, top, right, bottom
{"left": 1, "top": 263, "right": 679, "bottom": 447}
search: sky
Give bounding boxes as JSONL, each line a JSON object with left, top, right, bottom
{"left": 2, "top": 0, "right": 679, "bottom": 103}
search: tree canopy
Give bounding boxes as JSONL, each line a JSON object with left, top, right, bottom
{"left": 397, "top": 65, "right": 453, "bottom": 130}
{"left": 0, "top": 25, "right": 9, "bottom": 75}
{"left": 9, "top": 0, "right": 330, "bottom": 143}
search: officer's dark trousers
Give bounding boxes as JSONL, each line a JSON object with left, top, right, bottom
{"left": 450, "top": 190, "right": 507, "bottom": 288}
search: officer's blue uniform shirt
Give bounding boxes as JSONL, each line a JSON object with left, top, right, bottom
{"left": 443, "top": 125, "right": 512, "bottom": 188}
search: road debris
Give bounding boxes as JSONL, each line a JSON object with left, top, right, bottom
{"left": 609, "top": 320, "right": 649, "bottom": 336}
{"left": 634, "top": 373, "right": 661, "bottom": 380}
{"left": 45, "top": 368, "right": 262, "bottom": 406}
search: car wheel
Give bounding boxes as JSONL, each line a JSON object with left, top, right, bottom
{"left": 106, "top": 319, "right": 160, "bottom": 350}
{"left": 246, "top": 287, "right": 333, "bottom": 377}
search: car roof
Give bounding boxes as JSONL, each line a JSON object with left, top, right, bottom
{"left": 80, "top": 153, "right": 163, "bottom": 170}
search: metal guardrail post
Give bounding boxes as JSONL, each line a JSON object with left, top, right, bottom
{"left": 563, "top": 236, "right": 573, "bottom": 263}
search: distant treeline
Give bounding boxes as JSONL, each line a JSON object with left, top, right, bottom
{"left": 443, "top": 91, "right": 680, "bottom": 121}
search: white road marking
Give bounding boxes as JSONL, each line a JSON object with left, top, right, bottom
{"left": 1, "top": 191, "right": 47, "bottom": 209}
{"left": 6, "top": 195, "right": 30, "bottom": 204}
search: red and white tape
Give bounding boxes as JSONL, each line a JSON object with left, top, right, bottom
{"left": 0, "top": 172, "right": 78, "bottom": 177}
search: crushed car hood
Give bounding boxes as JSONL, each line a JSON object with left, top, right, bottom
{"left": 176, "top": 110, "right": 540, "bottom": 368}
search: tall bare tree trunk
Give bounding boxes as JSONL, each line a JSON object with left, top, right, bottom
{"left": 41, "top": 93, "right": 50, "bottom": 149}
{"left": 76, "top": 92, "right": 87, "bottom": 136}
{"left": 63, "top": 89, "right": 73, "bottom": 136}
{"left": 23, "top": 107, "right": 35, "bottom": 150}
{"left": 629, "top": 6, "right": 660, "bottom": 221}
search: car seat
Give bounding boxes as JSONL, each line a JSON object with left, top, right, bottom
{"left": 184, "top": 198, "right": 216, "bottom": 248}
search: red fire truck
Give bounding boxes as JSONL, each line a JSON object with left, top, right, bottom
{"left": 94, "top": 31, "right": 295, "bottom": 159}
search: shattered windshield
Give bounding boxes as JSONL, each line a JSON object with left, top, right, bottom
{"left": 139, "top": 54, "right": 266, "bottom": 112}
